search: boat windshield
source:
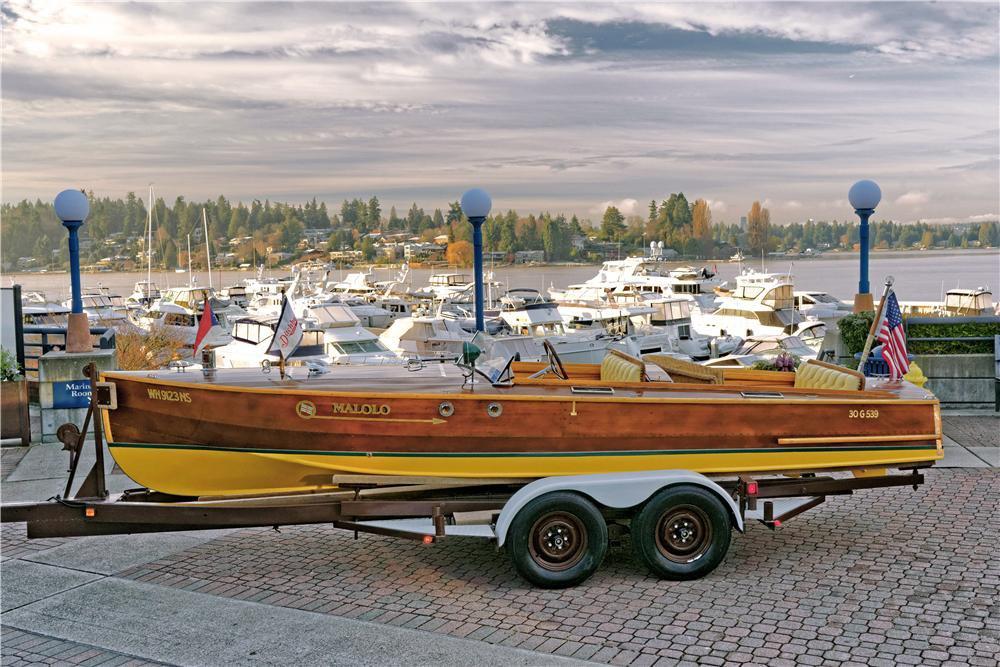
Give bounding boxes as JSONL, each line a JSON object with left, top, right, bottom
{"left": 329, "top": 340, "right": 387, "bottom": 355}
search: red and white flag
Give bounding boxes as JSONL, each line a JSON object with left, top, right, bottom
{"left": 876, "top": 291, "right": 909, "bottom": 381}
{"left": 267, "top": 294, "right": 303, "bottom": 360}
{"left": 193, "top": 298, "right": 217, "bottom": 355}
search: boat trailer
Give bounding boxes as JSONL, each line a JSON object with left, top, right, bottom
{"left": 1, "top": 364, "right": 929, "bottom": 588}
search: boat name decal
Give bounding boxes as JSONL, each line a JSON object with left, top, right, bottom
{"left": 147, "top": 388, "right": 192, "bottom": 403}
{"left": 332, "top": 402, "right": 391, "bottom": 416}
{"left": 296, "top": 400, "right": 391, "bottom": 419}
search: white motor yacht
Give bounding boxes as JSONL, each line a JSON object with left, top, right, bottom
{"left": 137, "top": 286, "right": 239, "bottom": 353}
{"left": 62, "top": 293, "right": 128, "bottom": 325}
{"left": 558, "top": 300, "right": 699, "bottom": 360}
{"left": 215, "top": 317, "right": 327, "bottom": 369}
{"left": 496, "top": 289, "right": 629, "bottom": 363}
{"left": 793, "top": 291, "right": 851, "bottom": 319}
{"left": 549, "top": 256, "right": 720, "bottom": 311}
{"left": 900, "top": 287, "right": 994, "bottom": 317}
{"left": 693, "top": 270, "right": 817, "bottom": 339}
{"left": 126, "top": 280, "right": 161, "bottom": 308}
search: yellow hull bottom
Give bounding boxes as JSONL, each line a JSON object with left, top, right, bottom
{"left": 109, "top": 444, "right": 942, "bottom": 497}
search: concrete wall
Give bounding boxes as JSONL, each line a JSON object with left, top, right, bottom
{"left": 914, "top": 353, "right": 996, "bottom": 410}
{"left": 37, "top": 350, "right": 116, "bottom": 443}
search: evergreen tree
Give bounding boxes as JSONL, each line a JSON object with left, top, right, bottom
{"left": 600, "top": 206, "right": 626, "bottom": 241}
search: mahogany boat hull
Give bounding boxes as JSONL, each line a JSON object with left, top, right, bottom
{"left": 100, "top": 368, "right": 943, "bottom": 497}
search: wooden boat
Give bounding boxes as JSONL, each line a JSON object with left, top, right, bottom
{"left": 99, "top": 353, "right": 942, "bottom": 497}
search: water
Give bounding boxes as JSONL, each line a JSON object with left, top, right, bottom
{"left": 5, "top": 249, "right": 997, "bottom": 303}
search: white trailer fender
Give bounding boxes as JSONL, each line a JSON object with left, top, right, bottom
{"left": 494, "top": 470, "right": 743, "bottom": 547}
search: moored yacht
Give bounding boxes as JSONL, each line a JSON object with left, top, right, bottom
{"left": 693, "top": 270, "right": 816, "bottom": 339}
{"left": 137, "top": 286, "right": 239, "bottom": 352}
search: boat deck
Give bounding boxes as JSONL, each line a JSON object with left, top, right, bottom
{"left": 106, "top": 362, "right": 934, "bottom": 403}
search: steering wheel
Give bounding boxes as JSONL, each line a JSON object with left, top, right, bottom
{"left": 543, "top": 340, "right": 568, "bottom": 380}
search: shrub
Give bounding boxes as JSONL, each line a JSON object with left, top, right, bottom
{"left": 115, "top": 325, "right": 187, "bottom": 370}
{"left": 0, "top": 348, "right": 22, "bottom": 382}
{"left": 837, "top": 311, "right": 876, "bottom": 355}
{"left": 907, "top": 320, "right": 1000, "bottom": 354}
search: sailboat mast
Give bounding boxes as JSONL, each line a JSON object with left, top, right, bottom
{"left": 203, "top": 207, "right": 213, "bottom": 289}
{"left": 147, "top": 184, "right": 153, "bottom": 290}
{"left": 187, "top": 234, "right": 193, "bottom": 288}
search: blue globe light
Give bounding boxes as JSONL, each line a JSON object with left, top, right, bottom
{"left": 460, "top": 188, "right": 492, "bottom": 219}
{"left": 54, "top": 189, "right": 90, "bottom": 223}
{"left": 848, "top": 180, "right": 881, "bottom": 211}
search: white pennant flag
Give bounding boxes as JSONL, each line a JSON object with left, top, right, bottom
{"left": 267, "top": 295, "right": 303, "bottom": 360}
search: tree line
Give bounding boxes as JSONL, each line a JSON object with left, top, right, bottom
{"left": 2, "top": 192, "right": 996, "bottom": 270}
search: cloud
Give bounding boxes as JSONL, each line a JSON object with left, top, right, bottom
{"left": 1, "top": 2, "right": 997, "bottom": 224}
{"left": 785, "top": 200, "right": 803, "bottom": 209}
{"left": 595, "top": 199, "right": 639, "bottom": 216}
{"left": 895, "top": 191, "right": 931, "bottom": 207}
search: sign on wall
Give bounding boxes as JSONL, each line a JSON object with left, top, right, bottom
{"left": 53, "top": 379, "right": 91, "bottom": 409}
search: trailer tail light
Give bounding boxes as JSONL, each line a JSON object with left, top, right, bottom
{"left": 85, "top": 507, "right": 96, "bottom": 517}
{"left": 773, "top": 520, "right": 782, "bottom": 528}
{"left": 746, "top": 482, "right": 758, "bottom": 496}
{"left": 422, "top": 535, "right": 434, "bottom": 545}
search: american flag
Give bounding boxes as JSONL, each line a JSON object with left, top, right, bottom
{"left": 876, "top": 291, "right": 909, "bottom": 380}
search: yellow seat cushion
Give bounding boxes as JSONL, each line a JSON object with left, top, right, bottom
{"left": 794, "top": 360, "right": 864, "bottom": 391}
{"left": 601, "top": 350, "right": 644, "bottom": 383}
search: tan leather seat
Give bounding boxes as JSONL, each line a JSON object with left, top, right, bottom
{"left": 600, "top": 349, "right": 645, "bottom": 383}
{"left": 644, "top": 354, "right": 724, "bottom": 384}
{"left": 793, "top": 360, "right": 865, "bottom": 391}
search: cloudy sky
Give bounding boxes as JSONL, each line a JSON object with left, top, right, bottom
{"left": 2, "top": 1, "right": 998, "bottom": 224}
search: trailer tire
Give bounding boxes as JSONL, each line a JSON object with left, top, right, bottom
{"left": 632, "top": 485, "right": 731, "bottom": 580}
{"left": 507, "top": 492, "right": 607, "bottom": 588}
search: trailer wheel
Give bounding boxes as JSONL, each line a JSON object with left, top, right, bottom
{"left": 507, "top": 492, "right": 607, "bottom": 588}
{"left": 632, "top": 485, "right": 731, "bottom": 580}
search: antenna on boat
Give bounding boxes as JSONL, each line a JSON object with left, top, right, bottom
{"left": 187, "top": 234, "right": 193, "bottom": 288}
{"left": 147, "top": 184, "right": 153, "bottom": 296}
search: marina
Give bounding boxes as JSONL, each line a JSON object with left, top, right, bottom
{"left": 2, "top": 2, "right": 997, "bottom": 664}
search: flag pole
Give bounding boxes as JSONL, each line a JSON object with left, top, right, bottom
{"left": 857, "top": 275, "right": 894, "bottom": 373}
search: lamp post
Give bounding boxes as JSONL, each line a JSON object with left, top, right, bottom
{"left": 848, "top": 179, "right": 882, "bottom": 313}
{"left": 460, "top": 188, "right": 492, "bottom": 333}
{"left": 54, "top": 189, "right": 91, "bottom": 353}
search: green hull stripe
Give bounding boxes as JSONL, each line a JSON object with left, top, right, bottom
{"left": 109, "top": 441, "right": 939, "bottom": 458}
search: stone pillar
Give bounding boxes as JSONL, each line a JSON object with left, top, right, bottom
{"left": 37, "top": 350, "right": 116, "bottom": 443}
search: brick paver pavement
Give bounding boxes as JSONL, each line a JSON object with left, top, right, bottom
{"left": 1, "top": 626, "right": 164, "bottom": 667}
{"left": 943, "top": 416, "right": 999, "bottom": 448}
{"left": 102, "top": 469, "right": 1000, "bottom": 666}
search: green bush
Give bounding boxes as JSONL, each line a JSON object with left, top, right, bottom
{"left": 837, "top": 312, "right": 876, "bottom": 355}
{"left": 0, "top": 348, "right": 22, "bottom": 382}
{"left": 908, "top": 321, "right": 1000, "bottom": 354}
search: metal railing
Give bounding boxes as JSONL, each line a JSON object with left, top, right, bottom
{"left": 22, "top": 326, "right": 116, "bottom": 379}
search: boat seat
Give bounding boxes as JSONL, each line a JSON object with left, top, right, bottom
{"left": 644, "top": 354, "right": 724, "bottom": 384}
{"left": 794, "top": 359, "right": 865, "bottom": 391}
{"left": 601, "top": 349, "right": 645, "bottom": 383}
